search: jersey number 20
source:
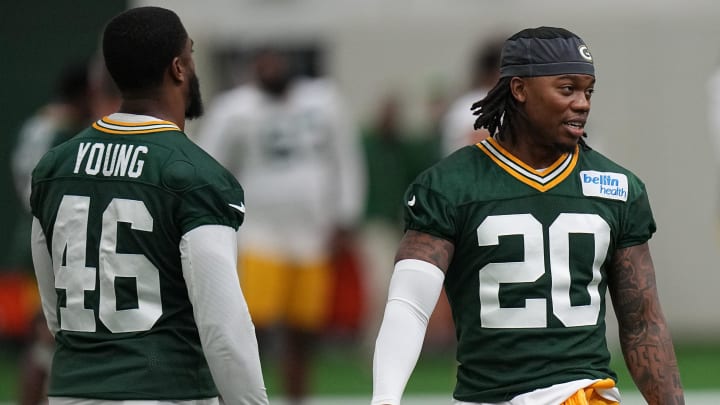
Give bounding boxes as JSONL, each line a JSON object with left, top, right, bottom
{"left": 478, "top": 213, "right": 610, "bottom": 329}
{"left": 53, "top": 195, "right": 161, "bottom": 333}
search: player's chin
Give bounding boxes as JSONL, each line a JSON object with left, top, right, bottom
{"left": 554, "top": 137, "right": 579, "bottom": 153}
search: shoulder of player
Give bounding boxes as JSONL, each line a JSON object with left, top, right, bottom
{"left": 31, "top": 127, "right": 95, "bottom": 180}
{"left": 412, "top": 146, "right": 482, "bottom": 192}
{"left": 580, "top": 147, "right": 647, "bottom": 185}
{"left": 160, "top": 138, "right": 241, "bottom": 192}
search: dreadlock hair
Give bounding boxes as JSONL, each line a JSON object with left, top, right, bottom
{"left": 471, "top": 76, "right": 516, "bottom": 143}
{"left": 102, "top": 7, "right": 188, "bottom": 93}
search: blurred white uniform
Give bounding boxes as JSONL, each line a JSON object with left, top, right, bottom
{"left": 708, "top": 69, "right": 720, "bottom": 161}
{"left": 441, "top": 89, "right": 489, "bottom": 156}
{"left": 13, "top": 111, "right": 64, "bottom": 211}
{"left": 199, "top": 78, "right": 364, "bottom": 259}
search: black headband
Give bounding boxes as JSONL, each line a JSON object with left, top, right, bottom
{"left": 499, "top": 32, "right": 594, "bottom": 78}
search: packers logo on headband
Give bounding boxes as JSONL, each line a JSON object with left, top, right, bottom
{"left": 578, "top": 45, "right": 592, "bottom": 62}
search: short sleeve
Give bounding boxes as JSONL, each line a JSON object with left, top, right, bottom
{"left": 617, "top": 179, "right": 656, "bottom": 248}
{"left": 178, "top": 184, "right": 245, "bottom": 234}
{"left": 403, "top": 182, "right": 457, "bottom": 243}
{"left": 163, "top": 159, "right": 245, "bottom": 234}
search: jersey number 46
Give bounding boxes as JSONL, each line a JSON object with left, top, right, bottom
{"left": 52, "top": 195, "right": 161, "bottom": 333}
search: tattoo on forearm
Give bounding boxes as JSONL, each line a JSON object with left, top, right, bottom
{"left": 608, "top": 244, "right": 685, "bottom": 404}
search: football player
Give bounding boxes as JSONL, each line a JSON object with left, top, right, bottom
{"left": 30, "top": 7, "right": 267, "bottom": 404}
{"left": 372, "top": 27, "right": 685, "bottom": 405}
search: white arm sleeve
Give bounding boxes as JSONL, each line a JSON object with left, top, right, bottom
{"left": 31, "top": 217, "right": 59, "bottom": 336}
{"left": 180, "top": 225, "right": 268, "bottom": 404}
{"left": 371, "top": 259, "right": 445, "bottom": 405}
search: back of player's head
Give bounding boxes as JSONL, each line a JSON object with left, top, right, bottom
{"left": 499, "top": 26, "right": 594, "bottom": 79}
{"left": 102, "top": 7, "right": 188, "bottom": 93}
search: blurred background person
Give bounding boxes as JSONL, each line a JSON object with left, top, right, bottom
{"left": 440, "top": 37, "right": 503, "bottom": 156}
{"left": 707, "top": 64, "right": 720, "bottom": 239}
{"left": 197, "top": 47, "right": 366, "bottom": 404}
{"left": 87, "top": 52, "right": 123, "bottom": 121}
{"left": 359, "top": 92, "right": 454, "bottom": 352}
{"left": 11, "top": 61, "right": 92, "bottom": 215}
{"left": 358, "top": 93, "right": 417, "bottom": 349}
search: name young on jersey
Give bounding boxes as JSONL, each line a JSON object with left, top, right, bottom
{"left": 73, "top": 142, "right": 147, "bottom": 178}
{"left": 580, "top": 170, "right": 628, "bottom": 201}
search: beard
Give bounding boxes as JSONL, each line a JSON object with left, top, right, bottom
{"left": 258, "top": 74, "right": 291, "bottom": 97}
{"left": 185, "top": 73, "right": 204, "bottom": 120}
{"left": 554, "top": 140, "right": 578, "bottom": 154}
{"left": 554, "top": 130, "right": 588, "bottom": 154}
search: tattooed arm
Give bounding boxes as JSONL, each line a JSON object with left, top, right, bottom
{"left": 395, "top": 230, "right": 455, "bottom": 271}
{"left": 371, "top": 230, "right": 455, "bottom": 405}
{"left": 607, "top": 242, "right": 685, "bottom": 405}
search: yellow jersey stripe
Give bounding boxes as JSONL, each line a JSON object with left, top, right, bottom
{"left": 93, "top": 117, "right": 180, "bottom": 134}
{"left": 101, "top": 116, "right": 178, "bottom": 127}
{"left": 477, "top": 138, "right": 578, "bottom": 192}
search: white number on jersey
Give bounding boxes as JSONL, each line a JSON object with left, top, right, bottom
{"left": 53, "top": 195, "right": 162, "bottom": 333}
{"left": 477, "top": 213, "right": 610, "bottom": 328}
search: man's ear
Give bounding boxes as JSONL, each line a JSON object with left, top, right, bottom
{"left": 169, "top": 56, "right": 185, "bottom": 84}
{"left": 510, "top": 77, "right": 527, "bottom": 103}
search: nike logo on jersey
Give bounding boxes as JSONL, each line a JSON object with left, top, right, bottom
{"left": 229, "top": 203, "right": 246, "bottom": 214}
{"left": 408, "top": 195, "right": 416, "bottom": 207}
{"left": 580, "top": 171, "right": 628, "bottom": 201}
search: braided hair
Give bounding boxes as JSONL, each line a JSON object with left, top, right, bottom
{"left": 471, "top": 77, "right": 516, "bottom": 143}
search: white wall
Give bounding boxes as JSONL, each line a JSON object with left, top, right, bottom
{"left": 135, "top": 0, "right": 720, "bottom": 341}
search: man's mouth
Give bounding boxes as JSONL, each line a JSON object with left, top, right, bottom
{"left": 564, "top": 121, "right": 585, "bottom": 129}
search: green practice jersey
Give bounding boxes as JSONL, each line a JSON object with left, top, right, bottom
{"left": 403, "top": 138, "right": 656, "bottom": 402}
{"left": 30, "top": 116, "right": 245, "bottom": 400}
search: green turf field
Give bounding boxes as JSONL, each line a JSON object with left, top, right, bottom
{"left": 1, "top": 343, "right": 718, "bottom": 401}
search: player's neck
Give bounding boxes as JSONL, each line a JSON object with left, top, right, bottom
{"left": 118, "top": 93, "right": 185, "bottom": 130}
{"left": 496, "top": 135, "right": 568, "bottom": 170}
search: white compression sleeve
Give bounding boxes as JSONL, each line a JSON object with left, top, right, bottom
{"left": 180, "top": 225, "right": 268, "bottom": 404}
{"left": 371, "top": 259, "right": 445, "bottom": 405}
{"left": 31, "top": 217, "right": 59, "bottom": 335}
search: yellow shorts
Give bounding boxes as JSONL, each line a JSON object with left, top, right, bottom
{"left": 561, "top": 379, "right": 619, "bottom": 405}
{"left": 238, "top": 251, "right": 331, "bottom": 331}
